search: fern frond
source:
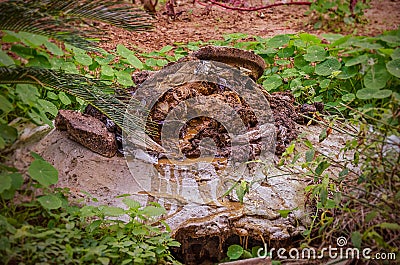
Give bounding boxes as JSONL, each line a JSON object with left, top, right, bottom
{"left": 0, "top": 66, "right": 162, "bottom": 151}
{"left": 0, "top": 0, "right": 153, "bottom": 50}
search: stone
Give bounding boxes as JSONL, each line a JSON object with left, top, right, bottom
{"left": 55, "top": 110, "right": 117, "bottom": 157}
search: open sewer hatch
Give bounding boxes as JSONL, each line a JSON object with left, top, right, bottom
{"left": 54, "top": 46, "right": 315, "bottom": 264}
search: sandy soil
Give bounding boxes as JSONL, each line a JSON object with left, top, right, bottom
{"left": 100, "top": 0, "right": 400, "bottom": 52}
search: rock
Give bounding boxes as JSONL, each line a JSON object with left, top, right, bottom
{"left": 55, "top": 110, "right": 117, "bottom": 157}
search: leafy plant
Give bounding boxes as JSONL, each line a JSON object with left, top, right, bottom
{"left": 307, "top": 0, "right": 370, "bottom": 30}
{"left": 0, "top": 153, "right": 180, "bottom": 264}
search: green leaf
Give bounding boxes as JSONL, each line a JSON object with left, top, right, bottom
{"left": 0, "top": 124, "right": 17, "bottom": 145}
{"left": 351, "top": 231, "right": 362, "bottom": 249}
{"left": 315, "top": 58, "right": 341, "bottom": 76}
{"left": 28, "top": 159, "right": 58, "bottom": 187}
{"left": 16, "top": 84, "right": 39, "bottom": 105}
{"left": 159, "top": 45, "right": 173, "bottom": 53}
{"left": 268, "top": 35, "right": 290, "bottom": 48}
{"left": 117, "top": 44, "right": 134, "bottom": 58}
{"left": 101, "top": 65, "right": 114, "bottom": 76}
{"left": 37, "top": 194, "right": 62, "bottom": 210}
{"left": 26, "top": 55, "right": 51, "bottom": 68}
{"left": 303, "top": 45, "right": 327, "bottom": 62}
{"left": 141, "top": 206, "right": 166, "bottom": 217}
{"left": 356, "top": 88, "right": 392, "bottom": 100}
{"left": 126, "top": 54, "right": 143, "bottom": 69}
{"left": 278, "top": 209, "right": 291, "bottom": 218}
{"left": 342, "top": 93, "right": 355, "bottom": 102}
{"left": 227, "top": 244, "right": 243, "bottom": 260}
{"left": 18, "top": 32, "right": 48, "bottom": 47}
{"left": 0, "top": 50, "right": 15, "bottom": 66}
{"left": 262, "top": 74, "right": 282, "bottom": 91}
{"left": 58, "top": 92, "right": 71, "bottom": 105}
{"left": 365, "top": 211, "right": 377, "bottom": 222}
{"left": 364, "top": 66, "right": 391, "bottom": 89}
{"left": 300, "top": 33, "right": 322, "bottom": 44}
{"left": 102, "top": 206, "right": 125, "bottom": 216}
{"left": 0, "top": 174, "right": 12, "bottom": 193}
{"left": 37, "top": 99, "right": 58, "bottom": 116}
{"left": 337, "top": 66, "right": 357, "bottom": 79}
{"left": 62, "top": 62, "right": 79, "bottom": 74}
{"left": 315, "top": 161, "right": 330, "bottom": 175}
{"left": 320, "top": 79, "right": 330, "bottom": 88}
{"left": 0, "top": 95, "right": 13, "bottom": 113}
{"left": 319, "top": 128, "right": 328, "bottom": 142}
{"left": 98, "top": 257, "right": 110, "bottom": 265}
{"left": 386, "top": 59, "right": 400, "bottom": 78}
{"left": 339, "top": 168, "right": 349, "bottom": 177}
{"left": 305, "top": 149, "right": 315, "bottom": 162}
{"left": 44, "top": 42, "right": 64, "bottom": 56}
{"left": 74, "top": 51, "right": 92, "bottom": 66}
{"left": 122, "top": 198, "right": 141, "bottom": 209}
{"left": 345, "top": 54, "right": 368, "bottom": 66}
{"left": 95, "top": 54, "right": 115, "bottom": 65}
{"left": 115, "top": 70, "right": 134, "bottom": 86}
{"left": 377, "top": 222, "right": 400, "bottom": 230}
{"left": 391, "top": 48, "right": 400, "bottom": 59}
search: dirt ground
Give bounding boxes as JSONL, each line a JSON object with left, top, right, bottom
{"left": 100, "top": 0, "right": 400, "bottom": 52}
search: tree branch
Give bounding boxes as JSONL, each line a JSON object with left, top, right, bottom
{"left": 194, "top": 0, "right": 311, "bottom": 12}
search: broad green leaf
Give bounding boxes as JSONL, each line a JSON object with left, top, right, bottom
{"left": 315, "top": 161, "right": 330, "bottom": 175}
{"left": 320, "top": 188, "right": 328, "bottom": 205}
{"left": 28, "top": 159, "right": 58, "bottom": 187}
{"left": 95, "top": 54, "right": 115, "bottom": 65}
{"left": 379, "top": 35, "right": 400, "bottom": 45}
{"left": 345, "top": 54, "right": 368, "bottom": 66}
{"left": 126, "top": 54, "right": 143, "bottom": 69}
{"left": 19, "top": 32, "right": 47, "bottom": 47}
{"left": 262, "top": 74, "right": 282, "bottom": 91}
{"left": 277, "top": 46, "right": 295, "bottom": 58}
{"left": 37, "top": 194, "right": 62, "bottom": 210}
{"left": 58, "top": 92, "right": 71, "bottom": 105}
{"left": 44, "top": 42, "right": 64, "bottom": 56}
{"left": 117, "top": 44, "right": 133, "bottom": 58}
{"left": 11, "top": 45, "right": 35, "bottom": 58}
{"left": 315, "top": 58, "right": 341, "bottom": 76}
{"left": 145, "top": 58, "right": 157, "bottom": 67}
{"left": 0, "top": 50, "right": 14, "bottom": 66}
{"left": 74, "top": 51, "right": 92, "bottom": 66}
{"left": 321, "top": 33, "right": 343, "bottom": 43}
{"left": 305, "top": 149, "right": 315, "bottom": 162}
{"left": 156, "top": 59, "right": 168, "bottom": 67}
{"left": 102, "top": 206, "right": 125, "bottom": 216}
{"left": 342, "top": 93, "right": 355, "bottom": 102}
{"left": 337, "top": 66, "right": 357, "bottom": 79}
{"left": 320, "top": 79, "right": 330, "bottom": 88}
{"left": 26, "top": 55, "right": 51, "bottom": 68}
{"left": 227, "top": 244, "right": 243, "bottom": 260}
{"left": 386, "top": 59, "right": 400, "bottom": 78}
{"left": 62, "top": 62, "right": 79, "bottom": 74}
{"left": 115, "top": 70, "right": 134, "bottom": 86}
{"left": 159, "top": 45, "right": 173, "bottom": 53}
{"left": 141, "top": 206, "right": 166, "bottom": 217}
{"left": 98, "top": 257, "right": 110, "bottom": 265}
{"left": 9, "top": 173, "right": 23, "bottom": 190}
{"left": 101, "top": 65, "right": 114, "bottom": 76}
{"left": 0, "top": 174, "right": 12, "bottom": 193}
{"left": 353, "top": 40, "right": 383, "bottom": 50}
{"left": 364, "top": 66, "right": 391, "bottom": 89}
{"left": 0, "top": 95, "right": 13, "bottom": 113}
{"left": 268, "top": 34, "right": 290, "bottom": 48}
{"left": 304, "top": 45, "right": 327, "bottom": 62}
{"left": 0, "top": 124, "right": 17, "bottom": 145}
{"left": 351, "top": 231, "right": 362, "bottom": 249}
{"left": 300, "top": 33, "right": 322, "bottom": 44}
{"left": 122, "top": 198, "right": 141, "bottom": 209}
{"left": 372, "top": 89, "right": 392, "bottom": 99}
{"left": 37, "top": 99, "right": 58, "bottom": 116}
{"left": 0, "top": 137, "right": 5, "bottom": 149}
{"left": 391, "top": 48, "right": 400, "bottom": 59}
